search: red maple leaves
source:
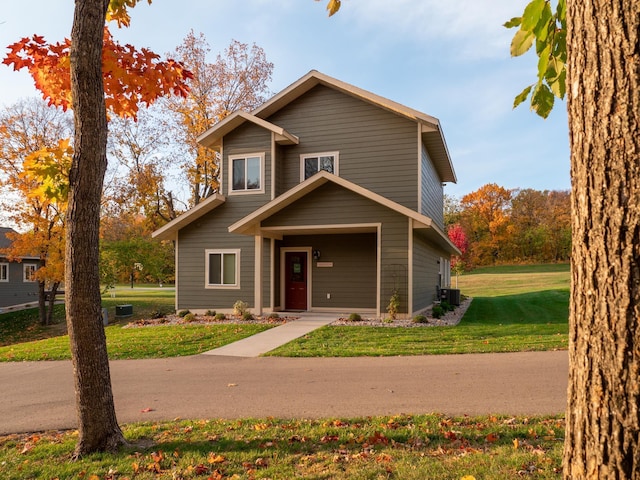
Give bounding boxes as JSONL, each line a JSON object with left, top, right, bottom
{"left": 4, "top": 27, "right": 192, "bottom": 119}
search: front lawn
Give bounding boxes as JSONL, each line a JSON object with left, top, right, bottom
{"left": 267, "top": 264, "right": 570, "bottom": 357}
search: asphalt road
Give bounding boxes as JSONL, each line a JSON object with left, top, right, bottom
{"left": 0, "top": 351, "right": 568, "bottom": 434}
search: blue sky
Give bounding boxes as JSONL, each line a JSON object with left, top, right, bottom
{"left": 1, "top": 0, "right": 571, "bottom": 199}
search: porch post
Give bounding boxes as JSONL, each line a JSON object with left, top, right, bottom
{"left": 254, "top": 234, "right": 263, "bottom": 315}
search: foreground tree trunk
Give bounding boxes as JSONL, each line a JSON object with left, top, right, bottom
{"left": 564, "top": 0, "right": 640, "bottom": 477}
{"left": 66, "top": 0, "right": 126, "bottom": 456}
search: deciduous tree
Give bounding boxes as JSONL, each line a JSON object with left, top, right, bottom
{"left": 165, "top": 32, "right": 273, "bottom": 205}
{"left": 3, "top": 0, "right": 191, "bottom": 457}
{"left": 508, "top": 0, "right": 639, "bottom": 476}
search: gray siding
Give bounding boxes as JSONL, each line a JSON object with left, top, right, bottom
{"left": 0, "top": 259, "right": 40, "bottom": 308}
{"left": 282, "top": 234, "right": 376, "bottom": 310}
{"left": 420, "top": 143, "right": 445, "bottom": 229}
{"left": 267, "top": 85, "right": 420, "bottom": 210}
{"left": 412, "top": 231, "right": 443, "bottom": 313}
{"left": 263, "top": 183, "right": 410, "bottom": 313}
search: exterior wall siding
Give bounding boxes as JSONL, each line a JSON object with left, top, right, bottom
{"left": 420, "top": 143, "right": 445, "bottom": 229}
{"left": 0, "top": 259, "right": 40, "bottom": 308}
{"left": 282, "top": 233, "right": 377, "bottom": 310}
{"left": 263, "top": 183, "right": 410, "bottom": 314}
{"left": 411, "top": 231, "right": 444, "bottom": 313}
{"left": 267, "top": 85, "right": 419, "bottom": 209}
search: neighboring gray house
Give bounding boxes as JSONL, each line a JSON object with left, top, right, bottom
{"left": 153, "top": 70, "right": 460, "bottom": 318}
{"left": 0, "top": 227, "right": 40, "bottom": 310}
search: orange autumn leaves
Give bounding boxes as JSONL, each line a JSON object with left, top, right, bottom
{"left": 3, "top": 28, "right": 192, "bottom": 120}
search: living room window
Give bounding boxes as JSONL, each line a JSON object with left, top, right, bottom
{"left": 229, "top": 153, "right": 264, "bottom": 194}
{"left": 205, "top": 249, "right": 240, "bottom": 288}
{"left": 23, "top": 264, "right": 37, "bottom": 282}
{"left": 300, "top": 152, "right": 339, "bottom": 181}
{"left": 0, "top": 263, "right": 8, "bottom": 282}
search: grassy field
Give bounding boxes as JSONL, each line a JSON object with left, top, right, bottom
{"left": 268, "top": 264, "right": 570, "bottom": 357}
{"left": 0, "top": 414, "right": 564, "bottom": 479}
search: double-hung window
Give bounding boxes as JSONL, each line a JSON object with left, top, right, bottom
{"left": 229, "top": 153, "right": 264, "bottom": 194}
{"left": 206, "top": 249, "right": 240, "bottom": 288}
{"left": 301, "top": 152, "right": 339, "bottom": 181}
{"left": 23, "top": 264, "right": 37, "bottom": 282}
{"left": 0, "top": 262, "right": 8, "bottom": 282}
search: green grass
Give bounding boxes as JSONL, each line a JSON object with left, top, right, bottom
{"left": 267, "top": 264, "right": 570, "bottom": 357}
{"left": 0, "top": 323, "right": 272, "bottom": 361}
{"left": 0, "top": 304, "right": 66, "bottom": 347}
{"left": 0, "top": 414, "right": 564, "bottom": 479}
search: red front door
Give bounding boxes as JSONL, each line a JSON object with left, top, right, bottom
{"left": 285, "top": 252, "right": 307, "bottom": 310}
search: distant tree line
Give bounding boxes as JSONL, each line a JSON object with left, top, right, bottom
{"left": 445, "top": 183, "right": 571, "bottom": 269}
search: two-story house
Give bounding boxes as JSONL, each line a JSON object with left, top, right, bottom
{"left": 153, "top": 71, "right": 460, "bottom": 318}
{"left": 0, "top": 226, "right": 40, "bottom": 310}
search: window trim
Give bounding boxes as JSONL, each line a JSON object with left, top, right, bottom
{"left": 23, "top": 263, "right": 37, "bottom": 283}
{"left": 205, "top": 249, "right": 240, "bottom": 289}
{"left": 300, "top": 151, "right": 339, "bottom": 181}
{"left": 0, "top": 262, "right": 8, "bottom": 282}
{"left": 228, "top": 152, "right": 265, "bottom": 195}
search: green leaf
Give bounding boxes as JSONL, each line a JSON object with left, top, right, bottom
{"left": 548, "top": 69, "right": 566, "bottom": 99}
{"left": 510, "top": 28, "right": 536, "bottom": 57}
{"left": 503, "top": 17, "right": 522, "bottom": 29}
{"left": 521, "top": 0, "right": 546, "bottom": 31}
{"left": 531, "top": 83, "right": 554, "bottom": 118}
{"left": 513, "top": 85, "right": 533, "bottom": 109}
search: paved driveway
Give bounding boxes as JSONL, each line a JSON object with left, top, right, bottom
{"left": 0, "top": 351, "right": 568, "bottom": 434}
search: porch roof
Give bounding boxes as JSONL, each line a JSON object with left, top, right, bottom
{"left": 152, "top": 193, "right": 226, "bottom": 241}
{"left": 228, "top": 171, "right": 460, "bottom": 255}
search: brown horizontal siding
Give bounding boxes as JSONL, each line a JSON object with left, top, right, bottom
{"left": 412, "top": 230, "right": 442, "bottom": 312}
{"left": 420, "top": 144, "right": 445, "bottom": 228}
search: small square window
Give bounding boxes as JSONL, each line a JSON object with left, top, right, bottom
{"left": 229, "top": 154, "right": 264, "bottom": 193}
{"left": 23, "top": 264, "right": 37, "bottom": 282}
{"left": 206, "top": 250, "right": 240, "bottom": 288}
{"left": 300, "top": 152, "right": 338, "bottom": 181}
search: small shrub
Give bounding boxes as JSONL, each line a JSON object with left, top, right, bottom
{"left": 183, "top": 313, "right": 196, "bottom": 323}
{"left": 233, "top": 300, "right": 249, "bottom": 317}
{"left": 413, "top": 314, "right": 428, "bottom": 324}
{"left": 177, "top": 309, "right": 191, "bottom": 318}
{"left": 214, "top": 312, "right": 226, "bottom": 321}
{"left": 205, "top": 309, "right": 216, "bottom": 316}
{"left": 383, "top": 317, "right": 394, "bottom": 324}
{"left": 387, "top": 289, "right": 400, "bottom": 319}
{"left": 441, "top": 300, "right": 455, "bottom": 312}
{"left": 150, "top": 309, "right": 167, "bottom": 319}
{"left": 242, "top": 312, "right": 254, "bottom": 321}
{"left": 431, "top": 305, "right": 445, "bottom": 319}
{"left": 348, "top": 313, "right": 362, "bottom": 322}
{"left": 267, "top": 312, "right": 280, "bottom": 320}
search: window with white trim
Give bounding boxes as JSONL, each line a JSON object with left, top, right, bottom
{"left": 205, "top": 249, "right": 240, "bottom": 288}
{"left": 300, "top": 152, "right": 339, "bottom": 181}
{"left": 229, "top": 153, "right": 264, "bottom": 193}
{"left": 23, "top": 264, "right": 37, "bottom": 282}
{"left": 0, "top": 262, "right": 8, "bottom": 282}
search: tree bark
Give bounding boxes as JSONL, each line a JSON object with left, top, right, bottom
{"left": 66, "top": 0, "right": 126, "bottom": 457}
{"left": 564, "top": 0, "right": 640, "bottom": 477}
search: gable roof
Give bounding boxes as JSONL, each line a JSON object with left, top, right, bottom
{"left": 198, "top": 70, "right": 456, "bottom": 183}
{"left": 197, "top": 110, "right": 300, "bottom": 150}
{"left": 228, "top": 171, "right": 460, "bottom": 255}
{"left": 0, "top": 227, "right": 17, "bottom": 250}
{"left": 152, "top": 194, "right": 226, "bottom": 241}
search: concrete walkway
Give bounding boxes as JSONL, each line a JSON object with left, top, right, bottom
{"left": 203, "top": 313, "right": 337, "bottom": 357}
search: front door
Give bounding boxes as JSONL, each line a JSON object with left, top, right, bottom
{"left": 285, "top": 251, "right": 307, "bottom": 310}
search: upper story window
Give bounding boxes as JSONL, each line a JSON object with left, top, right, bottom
{"left": 229, "top": 153, "right": 264, "bottom": 194}
{"left": 0, "top": 263, "right": 8, "bottom": 282}
{"left": 300, "top": 152, "right": 339, "bottom": 181}
{"left": 23, "top": 264, "right": 37, "bottom": 282}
